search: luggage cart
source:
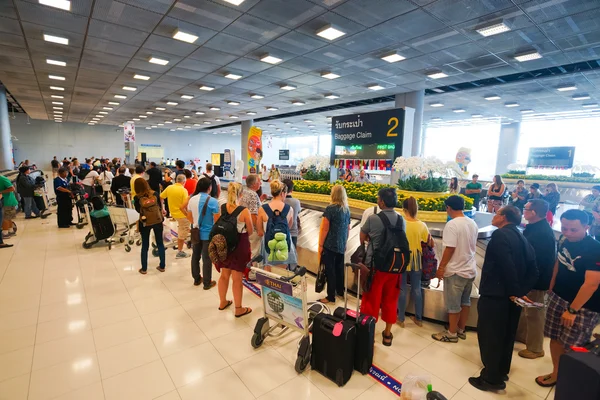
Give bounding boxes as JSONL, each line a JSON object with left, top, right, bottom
{"left": 81, "top": 199, "right": 116, "bottom": 250}
{"left": 249, "top": 259, "right": 316, "bottom": 373}
{"left": 107, "top": 206, "right": 140, "bottom": 252}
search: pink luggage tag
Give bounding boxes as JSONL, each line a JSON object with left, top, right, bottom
{"left": 347, "top": 309, "right": 357, "bottom": 318}
{"left": 332, "top": 321, "right": 343, "bottom": 337}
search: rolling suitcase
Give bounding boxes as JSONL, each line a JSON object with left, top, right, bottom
{"left": 311, "top": 264, "right": 357, "bottom": 386}
{"left": 91, "top": 215, "right": 115, "bottom": 240}
{"left": 333, "top": 264, "right": 376, "bottom": 374}
{"left": 555, "top": 351, "right": 600, "bottom": 400}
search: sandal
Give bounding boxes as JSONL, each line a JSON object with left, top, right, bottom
{"left": 0, "top": 244, "right": 13, "bottom": 249}
{"left": 318, "top": 298, "right": 331, "bottom": 304}
{"left": 138, "top": 268, "right": 147, "bottom": 275}
{"left": 235, "top": 307, "right": 252, "bottom": 318}
{"left": 382, "top": 331, "right": 393, "bottom": 347}
{"left": 218, "top": 300, "right": 233, "bottom": 311}
{"left": 535, "top": 374, "right": 556, "bottom": 387}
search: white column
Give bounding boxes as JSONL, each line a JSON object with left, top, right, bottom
{"left": 0, "top": 85, "right": 14, "bottom": 170}
{"left": 241, "top": 119, "right": 253, "bottom": 176}
{"left": 495, "top": 122, "right": 521, "bottom": 174}
{"left": 395, "top": 90, "right": 425, "bottom": 157}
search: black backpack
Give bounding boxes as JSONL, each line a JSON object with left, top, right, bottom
{"left": 209, "top": 204, "right": 244, "bottom": 261}
{"left": 78, "top": 169, "right": 90, "bottom": 181}
{"left": 203, "top": 173, "right": 219, "bottom": 197}
{"left": 372, "top": 212, "right": 411, "bottom": 274}
{"left": 509, "top": 227, "right": 539, "bottom": 296}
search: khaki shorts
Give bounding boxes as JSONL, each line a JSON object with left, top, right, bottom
{"left": 177, "top": 218, "right": 191, "bottom": 240}
{"left": 3, "top": 206, "right": 16, "bottom": 220}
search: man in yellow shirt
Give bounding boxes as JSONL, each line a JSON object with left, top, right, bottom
{"left": 130, "top": 165, "right": 145, "bottom": 198}
{"left": 160, "top": 174, "right": 190, "bottom": 258}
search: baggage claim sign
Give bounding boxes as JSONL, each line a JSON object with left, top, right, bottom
{"left": 330, "top": 108, "right": 406, "bottom": 169}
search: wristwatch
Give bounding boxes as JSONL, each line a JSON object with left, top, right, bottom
{"left": 567, "top": 306, "right": 579, "bottom": 314}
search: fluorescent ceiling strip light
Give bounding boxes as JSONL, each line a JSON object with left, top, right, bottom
{"left": 260, "top": 54, "right": 282, "bottom": 64}
{"left": 572, "top": 95, "right": 591, "bottom": 100}
{"left": 381, "top": 52, "right": 405, "bottom": 63}
{"left": 453, "top": 109, "right": 466, "bottom": 113}
{"left": 251, "top": 94, "right": 264, "bottom": 99}
{"left": 166, "top": 102, "right": 178, "bottom": 106}
{"left": 368, "top": 84, "right": 384, "bottom": 90}
{"left": 280, "top": 84, "right": 296, "bottom": 90}
{"left": 321, "top": 72, "right": 339, "bottom": 79}
{"left": 50, "top": 86, "right": 64, "bottom": 91}
{"left": 514, "top": 51, "right": 542, "bottom": 62}
{"left": 172, "top": 29, "right": 198, "bottom": 44}
{"left": 52, "top": 101, "right": 63, "bottom": 105}
{"left": 51, "top": 95, "right": 63, "bottom": 99}
{"left": 114, "top": 95, "right": 127, "bottom": 99}
{"left": 195, "top": 111, "right": 205, "bottom": 115}
{"left": 210, "top": 107, "right": 220, "bottom": 111}
{"left": 325, "top": 93, "right": 339, "bottom": 99}
{"left": 43, "top": 34, "right": 68, "bottom": 45}
{"left": 484, "top": 95, "right": 501, "bottom": 100}
{"left": 103, "top": 107, "right": 113, "bottom": 110}
{"left": 149, "top": 57, "right": 169, "bottom": 65}
{"left": 223, "top": 0, "right": 245, "bottom": 5}
{"left": 156, "top": 107, "right": 166, "bottom": 111}
{"left": 476, "top": 21, "right": 510, "bottom": 37}
{"left": 292, "top": 101, "right": 305, "bottom": 105}
{"left": 266, "top": 107, "right": 278, "bottom": 111}
{"left": 224, "top": 73, "right": 242, "bottom": 80}
{"left": 227, "top": 101, "right": 240, "bottom": 105}
{"left": 505, "top": 102, "right": 519, "bottom": 107}
{"left": 199, "top": 85, "right": 214, "bottom": 91}
{"left": 122, "top": 86, "right": 136, "bottom": 91}
{"left": 39, "top": 0, "right": 71, "bottom": 11}
{"left": 181, "top": 95, "right": 194, "bottom": 100}
{"left": 556, "top": 85, "right": 577, "bottom": 92}
{"left": 246, "top": 111, "right": 257, "bottom": 115}
{"left": 108, "top": 102, "right": 119, "bottom": 106}
{"left": 46, "top": 59, "right": 66, "bottom": 66}
{"left": 134, "top": 74, "right": 150, "bottom": 80}
{"left": 427, "top": 71, "right": 448, "bottom": 79}
{"left": 316, "top": 25, "right": 345, "bottom": 41}
{"left": 429, "top": 102, "right": 444, "bottom": 107}
{"left": 49, "top": 75, "right": 65, "bottom": 80}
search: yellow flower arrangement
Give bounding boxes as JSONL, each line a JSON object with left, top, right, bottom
{"left": 293, "top": 180, "right": 474, "bottom": 212}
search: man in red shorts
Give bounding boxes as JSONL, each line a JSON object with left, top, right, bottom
{"left": 360, "top": 187, "right": 406, "bottom": 346}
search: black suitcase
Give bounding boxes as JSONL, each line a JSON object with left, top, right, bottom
{"left": 555, "top": 351, "right": 600, "bottom": 400}
{"left": 333, "top": 264, "right": 375, "bottom": 374}
{"left": 310, "top": 313, "right": 356, "bottom": 386}
{"left": 91, "top": 215, "right": 115, "bottom": 240}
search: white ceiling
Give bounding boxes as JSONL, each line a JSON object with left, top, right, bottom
{"left": 1, "top": 0, "right": 600, "bottom": 132}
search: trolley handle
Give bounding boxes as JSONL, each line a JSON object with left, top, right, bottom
{"left": 345, "top": 262, "right": 363, "bottom": 271}
{"left": 280, "top": 266, "right": 306, "bottom": 282}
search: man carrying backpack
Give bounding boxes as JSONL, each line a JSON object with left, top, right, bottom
{"left": 470, "top": 205, "right": 538, "bottom": 392}
{"left": 203, "top": 162, "right": 221, "bottom": 199}
{"left": 360, "top": 187, "right": 409, "bottom": 346}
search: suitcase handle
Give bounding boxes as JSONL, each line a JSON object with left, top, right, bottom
{"left": 345, "top": 263, "right": 362, "bottom": 316}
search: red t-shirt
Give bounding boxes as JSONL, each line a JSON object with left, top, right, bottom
{"left": 184, "top": 178, "right": 197, "bottom": 195}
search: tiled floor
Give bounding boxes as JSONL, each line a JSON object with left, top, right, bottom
{"left": 0, "top": 213, "right": 557, "bottom": 400}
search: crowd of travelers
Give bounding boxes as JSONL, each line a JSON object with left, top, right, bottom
{"left": 3, "top": 157, "right": 600, "bottom": 396}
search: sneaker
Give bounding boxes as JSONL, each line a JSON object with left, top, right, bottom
{"left": 247, "top": 270, "right": 257, "bottom": 281}
{"left": 397, "top": 320, "right": 405, "bottom": 328}
{"left": 518, "top": 349, "right": 544, "bottom": 359}
{"left": 431, "top": 330, "right": 458, "bottom": 343}
{"left": 40, "top": 212, "right": 51, "bottom": 219}
{"left": 457, "top": 330, "right": 467, "bottom": 340}
{"left": 410, "top": 316, "right": 423, "bottom": 327}
{"left": 25, "top": 215, "right": 39, "bottom": 219}
{"left": 175, "top": 251, "right": 190, "bottom": 259}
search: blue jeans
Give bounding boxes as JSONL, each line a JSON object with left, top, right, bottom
{"left": 397, "top": 269, "right": 423, "bottom": 322}
{"left": 23, "top": 196, "right": 40, "bottom": 217}
{"left": 140, "top": 223, "right": 165, "bottom": 271}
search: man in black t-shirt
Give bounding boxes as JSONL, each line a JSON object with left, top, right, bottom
{"left": 51, "top": 156, "right": 60, "bottom": 177}
{"left": 536, "top": 209, "right": 600, "bottom": 388}
{"left": 146, "top": 162, "right": 162, "bottom": 192}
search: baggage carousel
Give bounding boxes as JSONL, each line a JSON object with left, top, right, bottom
{"left": 294, "top": 206, "right": 494, "bottom": 328}
{"left": 220, "top": 179, "right": 494, "bottom": 328}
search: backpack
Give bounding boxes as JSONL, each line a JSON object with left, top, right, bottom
{"left": 510, "top": 227, "right": 539, "bottom": 296}
{"left": 262, "top": 203, "right": 291, "bottom": 255}
{"left": 372, "top": 212, "right": 411, "bottom": 274}
{"left": 203, "top": 173, "right": 219, "bottom": 198}
{"left": 78, "top": 169, "right": 90, "bottom": 181}
{"left": 139, "top": 194, "right": 163, "bottom": 226}
{"left": 208, "top": 204, "right": 244, "bottom": 263}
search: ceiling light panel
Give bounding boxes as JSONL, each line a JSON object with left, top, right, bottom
{"left": 453, "top": 109, "right": 466, "bottom": 113}
{"left": 505, "top": 102, "right": 519, "bottom": 107}
{"left": 122, "top": 86, "right": 137, "bottom": 91}
{"left": 476, "top": 21, "right": 510, "bottom": 37}
{"left": 514, "top": 51, "right": 542, "bottom": 62}
{"left": 556, "top": 85, "right": 577, "bottom": 92}
{"left": 210, "top": 107, "right": 220, "bottom": 111}
{"left": 280, "top": 84, "right": 296, "bottom": 90}
{"left": 51, "top": 95, "right": 63, "bottom": 99}
{"left": 43, "top": 34, "right": 69, "bottom": 45}
{"left": 156, "top": 107, "right": 166, "bottom": 111}
{"left": 429, "top": 102, "right": 444, "bottom": 107}
{"left": 325, "top": 93, "right": 340, "bottom": 99}
{"left": 108, "top": 102, "right": 119, "bottom": 106}
{"left": 172, "top": 29, "right": 198, "bottom": 44}
{"left": 223, "top": 0, "right": 245, "bottom": 5}
{"left": 39, "top": 0, "right": 71, "bottom": 11}
{"left": 260, "top": 54, "right": 282, "bottom": 64}
{"left": 181, "top": 95, "right": 194, "bottom": 100}
{"left": 381, "top": 52, "right": 405, "bottom": 63}
{"left": 114, "top": 95, "right": 127, "bottom": 99}
{"left": 321, "top": 72, "right": 339, "bottom": 79}
{"left": 427, "top": 71, "right": 448, "bottom": 79}
{"left": 46, "top": 59, "right": 66, "bottom": 67}
{"left": 224, "top": 73, "right": 242, "bottom": 80}
{"left": 50, "top": 86, "right": 64, "bottom": 91}
{"left": 52, "top": 101, "right": 63, "bottom": 105}
{"left": 149, "top": 57, "right": 169, "bottom": 65}
{"left": 316, "top": 25, "right": 345, "bottom": 41}
{"left": 368, "top": 84, "right": 384, "bottom": 91}
{"left": 167, "top": 102, "right": 179, "bottom": 106}
{"left": 572, "top": 95, "right": 591, "bottom": 100}
{"left": 199, "top": 85, "right": 214, "bottom": 91}
{"left": 227, "top": 101, "right": 240, "bottom": 105}
{"left": 134, "top": 74, "right": 150, "bottom": 80}
{"left": 484, "top": 95, "right": 501, "bottom": 100}
{"left": 266, "top": 107, "right": 278, "bottom": 111}
{"left": 292, "top": 101, "right": 305, "bottom": 105}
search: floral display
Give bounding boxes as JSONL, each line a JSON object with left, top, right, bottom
{"left": 392, "top": 156, "right": 463, "bottom": 192}
{"left": 295, "top": 155, "right": 330, "bottom": 172}
{"left": 293, "top": 180, "right": 473, "bottom": 212}
{"left": 502, "top": 174, "right": 600, "bottom": 184}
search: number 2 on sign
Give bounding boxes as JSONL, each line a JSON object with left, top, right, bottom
{"left": 387, "top": 117, "right": 399, "bottom": 137}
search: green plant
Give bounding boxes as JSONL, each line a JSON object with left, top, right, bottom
{"left": 397, "top": 176, "right": 448, "bottom": 192}
{"left": 302, "top": 169, "right": 330, "bottom": 181}
{"left": 573, "top": 172, "right": 594, "bottom": 178}
{"left": 508, "top": 169, "right": 526, "bottom": 175}
{"left": 502, "top": 174, "right": 600, "bottom": 183}
{"left": 293, "top": 180, "right": 473, "bottom": 211}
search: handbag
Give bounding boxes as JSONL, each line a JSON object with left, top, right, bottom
{"left": 191, "top": 196, "right": 210, "bottom": 245}
{"left": 315, "top": 257, "right": 326, "bottom": 293}
{"left": 421, "top": 235, "right": 438, "bottom": 281}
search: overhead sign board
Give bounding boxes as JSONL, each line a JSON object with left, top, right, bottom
{"left": 279, "top": 149, "right": 289, "bottom": 160}
{"left": 527, "top": 146, "right": 575, "bottom": 168}
{"left": 330, "top": 108, "right": 405, "bottom": 164}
